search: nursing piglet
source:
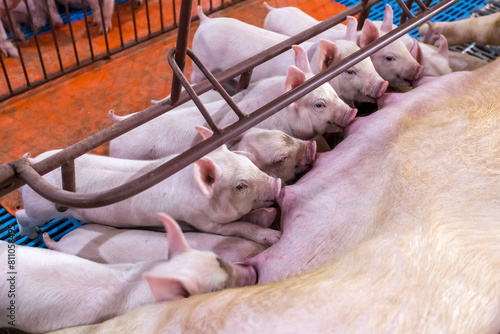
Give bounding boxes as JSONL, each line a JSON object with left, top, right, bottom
{"left": 43, "top": 223, "right": 267, "bottom": 264}
{"left": 369, "top": 4, "right": 451, "bottom": 77}
{"left": 110, "top": 51, "right": 353, "bottom": 156}
{"left": 226, "top": 128, "right": 316, "bottom": 184}
{"left": 192, "top": 7, "right": 387, "bottom": 106}
{"left": 263, "top": 3, "right": 424, "bottom": 90}
{"left": 1, "top": 213, "right": 256, "bottom": 333}
{"left": 16, "top": 146, "right": 281, "bottom": 245}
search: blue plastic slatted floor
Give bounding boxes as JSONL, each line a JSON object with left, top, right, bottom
{"left": 0, "top": 205, "right": 84, "bottom": 248}
{"left": 334, "top": 0, "right": 490, "bottom": 38}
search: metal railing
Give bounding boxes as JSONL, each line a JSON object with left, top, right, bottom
{"left": 0, "top": 0, "right": 461, "bottom": 210}
{"left": 0, "top": 0, "right": 246, "bottom": 102}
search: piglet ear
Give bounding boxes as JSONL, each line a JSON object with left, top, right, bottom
{"left": 317, "top": 39, "right": 340, "bottom": 72}
{"left": 344, "top": 16, "right": 358, "bottom": 42}
{"left": 437, "top": 34, "right": 449, "bottom": 61}
{"left": 292, "top": 45, "right": 313, "bottom": 74}
{"left": 195, "top": 125, "right": 213, "bottom": 140}
{"left": 410, "top": 38, "right": 424, "bottom": 64}
{"left": 359, "top": 20, "right": 379, "bottom": 47}
{"left": 232, "top": 150, "right": 256, "bottom": 163}
{"left": 158, "top": 213, "right": 190, "bottom": 257}
{"left": 193, "top": 156, "right": 220, "bottom": 198}
{"left": 285, "top": 66, "right": 307, "bottom": 92}
{"left": 196, "top": 126, "right": 225, "bottom": 151}
{"left": 380, "top": 4, "right": 394, "bottom": 33}
{"left": 143, "top": 274, "right": 190, "bottom": 301}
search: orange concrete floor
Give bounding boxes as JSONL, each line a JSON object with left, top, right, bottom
{"left": 0, "top": 0, "right": 347, "bottom": 214}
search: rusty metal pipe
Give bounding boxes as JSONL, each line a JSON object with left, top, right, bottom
{"left": 170, "top": 0, "right": 194, "bottom": 103}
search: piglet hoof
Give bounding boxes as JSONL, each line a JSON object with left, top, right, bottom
{"left": 51, "top": 18, "right": 65, "bottom": 29}
{"left": 19, "top": 226, "right": 39, "bottom": 240}
{"left": 0, "top": 42, "right": 18, "bottom": 58}
{"left": 99, "top": 22, "right": 112, "bottom": 35}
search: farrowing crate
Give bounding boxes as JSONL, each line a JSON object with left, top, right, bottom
{"left": 0, "top": 0, "right": 247, "bottom": 102}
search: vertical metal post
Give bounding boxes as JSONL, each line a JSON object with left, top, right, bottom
{"left": 357, "top": 0, "right": 371, "bottom": 30}
{"left": 2, "top": 0, "right": 30, "bottom": 86}
{"left": 63, "top": 0, "right": 80, "bottom": 66}
{"left": 56, "top": 160, "right": 76, "bottom": 212}
{"left": 159, "top": 0, "right": 164, "bottom": 31}
{"left": 0, "top": 53, "right": 12, "bottom": 94}
{"left": 97, "top": 0, "right": 110, "bottom": 54}
{"left": 170, "top": 0, "right": 194, "bottom": 103}
{"left": 44, "top": 0, "right": 64, "bottom": 73}
{"left": 81, "top": 0, "right": 95, "bottom": 60}
{"left": 23, "top": 0, "right": 49, "bottom": 78}
{"left": 114, "top": 0, "right": 124, "bottom": 47}
{"left": 172, "top": 0, "right": 177, "bottom": 27}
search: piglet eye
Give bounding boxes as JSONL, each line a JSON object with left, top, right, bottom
{"left": 315, "top": 102, "right": 325, "bottom": 108}
{"left": 386, "top": 56, "right": 395, "bottom": 61}
{"left": 274, "top": 157, "right": 287, "bottom": 165}
{"left": 236, "top": 182, "right": 248, "bottom": 190}
{"left": 346, "top": 69, "right": 356, "bottom": 75}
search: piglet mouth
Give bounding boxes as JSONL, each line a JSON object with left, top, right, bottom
{"left": 263, "top": 200, "right": 275, "bottom": 207}
{"left": 327, "top": 121, "right": 345, "bottom": 131}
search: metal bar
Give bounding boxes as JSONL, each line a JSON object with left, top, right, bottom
{"left": 169, "top": 0, "right": 194, "bottom": 103}
{"left": 159, "top": 0, "right": 164, "bottom": 31}
{"left": 414, "top": 0, "right": 429, "bottom": 10}
{"left": 185, "top": 48, "right": 245, "bottom": 119}
{"left": 97, "top": 0, "right": 110, "bottom": 54}
{"left": 145, "top": 0, "right": 152, "bottom": 37}
{"left": 114, "top": 0, "right": 124, "bottom": 47}
{"left": 397, "top": 0, "right": 415, "bottom": 24}
{"left": 44, "top": 0, "right": 64, "bottom": 73}
{"left": 0, "top": 0, "right": 461, "bottom": 200}
{"left": 80, "top": 0, "right": 95, "bottom": 61}
{"left": 131, "top": 0, "right": 138, "bottom": 42}
{"left": 64, "top": 0, "right": 81, "bottom": 66}
{"left": 236, "top": 69, "right": 253, "bottom": 92}
{"left": 60, "top": 160, "right": 76, "bottom": 192}
{"left": 2, "top": 0, "right": 30, "bottom": 86}
{"left": 0, "top": 53, "right": 12, "bottom": 94}
{"left": 357, "top": 0, "right": 371, "bottom": 30}
{"left": 172, "top": 0, "right": 177, "bottom": 27}
{"left": 168, "top": 48, "right": 222, "bottom": 133}
{"left": 23, "top": 0, "right": 49, "bottom": 78}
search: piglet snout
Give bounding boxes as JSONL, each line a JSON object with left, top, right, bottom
{"left": 274, "top": 178, "right": 282, "bottom": 199}
{"left": 413, "top": 64, "right": 425, "bottom": 82}
{"left": 306, "top": 141, "right": 317, "bottom": 166}
{"left": 375, "top": 81, "right": 389, "bottom": 99}
{"left": 230, "top": 263, "right": 258, "bottom": 287}
{"left": 343, "top": 108, "right": 358, "bottom": 128}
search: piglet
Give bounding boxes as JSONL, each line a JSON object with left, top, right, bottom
{"left": 263, "top": 3, "right": 423, "bottom": 90}
{"left": 17, "top": 145, "right": 282, "bottom": 245}
{"left": 192, "top": 7, "right": 386, "bottom": 107}
{"left": 43, "top": 222, "right": 268, "bottom": 264}
{"left": 0, "top": 213, "right": 256, "bottom": 333}
{"left": 226, "top": 127, "right": 316, "bottom": 184}
{"left": 57, "top": 0, "right": 114, "bottom": 33}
